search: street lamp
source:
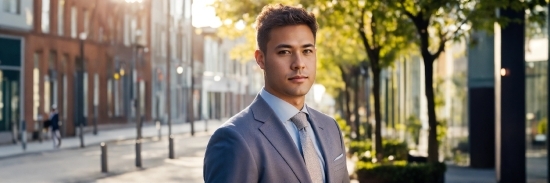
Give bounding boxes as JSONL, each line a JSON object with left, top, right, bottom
{"left": 176, "top": 66, "right": 184, "bottom": 75}
{"left": 79, "top": 32, "right": 87, "bottom": 41}
{"left": 78, "top": 32, "right": 87, "bottom": 148}
{"left": 133, "top": 29, "right": 145, "bottom": 168}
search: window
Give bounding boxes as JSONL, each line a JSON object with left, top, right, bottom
{"left": 45, "top": 51, "right": 57, "bottom": 114}
{"left": 61, "top": 54, "right": 67, "bottom": 120}
{"left": 123, "top": 14, "right": 130, "bottom": 46}
{"left": 155, "top": 25, "right": 160, "bottom": 56}
{"left": 98, "top": 27, "right": 103, "bottom": 42}
{"left": 141, "top": 17, "right": 147, "bottom": 45}
{"left": 33, "top": 53, "right": 41, "bottom": 122}
{"left": 70, "top": 6, "right": 77, "bottom": 38}
{"left": 42, "top": 0, "right": 51, "bottom": 33}
{"left": 175, "top": 33, "right": 180, "bottom": 59}
{"left": 107, "top": 79, "right": 112, "bottom": 117}
{"left": 107, "top": 18, "right": 113, "bottom": 43}
{"left": 93, "top": 73, "right": 98, "bottom": 107}
{"left": 83, "top": 9, "right": 89, "bottom": 35}
{"left": 83, "top": 72, "right": 88, "bottom": 117}
{"left": 114, "top": 75, "right": 120, "bottom": 116}
{"left": 63, "top": 75, "right": 67, "bottom": 119}
{"left": 180, "top": 35, "right": 185, "bottom": 60}
{"left": 3, "top": 0, "right": 20, "bottom": 14}
{"left": 161, "top": 31, "right": 166, "bottom": 57}
{"left": 44, "top": 76, "right": 50, "bottom": 113}
{"left": 57, "top": 0, "right": 64, "bottom": 36}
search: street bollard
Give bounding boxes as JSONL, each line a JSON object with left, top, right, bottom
{"left": 79, "top": 122, "right": 85, "bottom": 148}
{"left": 169, "top": 135, "right": 174, "bottom": 159}
{"left": 204, "top": 116, "right": 208, "bottom": 132}
{"left": 135, "top": 139, "right": 142, "bottom": 167}
{"left": 21, "top": 120, "right": 26, "bottom": 151}
{"left": 156, "top": 121, "right": 161, "bottom": 140}
{"left": 101, "top": 142, "right": 108, "bottom": 173}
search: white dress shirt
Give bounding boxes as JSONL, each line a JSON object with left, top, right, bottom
{"left": 260, "top": 88, "right": 326, "bottom": 183}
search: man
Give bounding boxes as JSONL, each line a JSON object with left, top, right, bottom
{"left": 49, "top": 105, "right": 61, "bottom": 148}
{"left": 203, "top": 4, "right": 349, "bottom": 183}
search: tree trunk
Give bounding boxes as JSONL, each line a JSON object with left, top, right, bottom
{"left": 337, "top": 90, "right": 346, "bottom": 121}
{"left": 410, "top": 13, "right": 440, "bottom": 163}
{"left": 345, "top": 82, "right": 354, "bottom": 133}
{"left": 372, "top": 67, "right": 383, "bottom": 157}
{"left": 338, "top": 65, "right": 353, "bottom": 128}
{"left": 364, "top": 67, "right": 372, "bottom": 140}
{"left": 353, "top": 73, "right": 361, "bottom": 140}
{"left": 423, "top": 56, "right": 439, "bottom": 163}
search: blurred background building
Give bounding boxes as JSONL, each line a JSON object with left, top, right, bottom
{"left": 0, "top": 0, "right": 154, "bottom": 143}
{"left": 0, "top": 0, "right": 265, "bottom": 144}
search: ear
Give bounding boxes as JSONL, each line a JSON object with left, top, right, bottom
{"left": 254, "top": 49, "right": 266, "bottom": 70}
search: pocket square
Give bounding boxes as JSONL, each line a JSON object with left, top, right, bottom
{"left": 334, "top": 153, "right": 344, "bottom": 161}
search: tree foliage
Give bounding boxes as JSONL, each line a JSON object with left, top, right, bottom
{"left": 300, "top": 0, "right": 416, "bottom": 157}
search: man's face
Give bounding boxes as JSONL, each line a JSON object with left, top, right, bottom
{"left": 255, "top": 24, "right": 316, "bottom": 102}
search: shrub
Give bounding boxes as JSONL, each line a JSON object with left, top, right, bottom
{"left": 383, "top": 140, "right": 408, "bottom": 161}
{"left": 349, "top": 139, "right": 408, "bottom": 161}
{"left": 356, "top": 161, "right": 446, "bottom": 183}
{"left": 349, "top": 140, "right": 372, "bottom": 157}
{"left": 335, "top": 114, "right": 351, "bottom": 139}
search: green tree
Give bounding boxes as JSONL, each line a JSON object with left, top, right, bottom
{"left": 299, "top": 0, "right": 416, "bottom": 157}
{"left": 394, "top": 0, "right": 546, "bottom": 162}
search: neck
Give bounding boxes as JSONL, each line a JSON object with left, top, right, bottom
{"left": 264, "top": 87, "right": 305, "bottom": 110}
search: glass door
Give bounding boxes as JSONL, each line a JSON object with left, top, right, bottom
{"left": 0, "top": 70, "right": 20, "bottom": 133}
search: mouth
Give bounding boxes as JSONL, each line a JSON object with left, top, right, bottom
{"left": 288, "top": 75, "right": 308, "bottom": 83}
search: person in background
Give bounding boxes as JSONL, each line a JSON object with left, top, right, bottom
{"left": 49, "top": 105, "right": 61, "bottom": 148}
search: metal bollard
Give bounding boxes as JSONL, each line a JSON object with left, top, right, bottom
{"left": 101, "top": 142, "right": 108, "bottom": 172}
{"left": 21, "top": 120, "right": 26, "bottom": 150}
{"left": 135, "top": 139, "right": 142, "bottom": 167}
{"left": 204, "top": 116, "right": 208, "bottom": 132}
{"left": 169, "top": 135, "right": 174, "bottom": 159}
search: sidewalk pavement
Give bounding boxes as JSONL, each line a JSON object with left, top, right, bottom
{"left": 0, "top": 119, "right": 225, "bottom": 160}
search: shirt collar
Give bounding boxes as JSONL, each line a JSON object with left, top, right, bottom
{"left": 260, "top": 87, "right": 309, "bottom": 123}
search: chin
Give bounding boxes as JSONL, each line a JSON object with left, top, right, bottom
{"left": 285, "top": 87, "right": 311, "bottom": 97}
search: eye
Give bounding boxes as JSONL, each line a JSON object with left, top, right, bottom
{"left": 303, "top": 49, "right": 313, "bottom": 54}
{"left": 278, "top": 50, "right": 291, "bottom": 55}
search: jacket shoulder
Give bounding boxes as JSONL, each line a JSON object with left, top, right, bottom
{"left": 217, "top": 106, "right": 259, "bottom": 132}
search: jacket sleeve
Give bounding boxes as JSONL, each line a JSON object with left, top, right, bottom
{"left": 203, "top": 126, "right": 258, "bottom": 183}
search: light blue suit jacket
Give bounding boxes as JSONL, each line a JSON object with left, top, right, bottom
{"left": 203, "top": 95, "right": 350, "bottom": 183}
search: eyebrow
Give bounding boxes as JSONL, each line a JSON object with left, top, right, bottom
{"left": 274, "top": 43, "right": 315, "bottom": 49}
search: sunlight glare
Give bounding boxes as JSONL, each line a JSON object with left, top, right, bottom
{"left": 192, "top": 0, "right": 222, "bottom": 28}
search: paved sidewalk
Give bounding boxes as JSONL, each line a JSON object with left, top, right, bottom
{"left": 0, "top": 119, "right": 225, "bottom": 159}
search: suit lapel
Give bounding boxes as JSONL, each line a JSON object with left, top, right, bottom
{"left": 252, "top": 95, "right": 311, "bottom": 183}
{"left": 307, "top": 107, "right": 334, "bottom": 182}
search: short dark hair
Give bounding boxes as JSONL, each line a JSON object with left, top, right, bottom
{"left": 255, "top": 4, "right": 318, "bottom": 53}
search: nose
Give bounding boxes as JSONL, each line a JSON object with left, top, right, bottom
{"left": 291, "top": 54, "right": 306, "bottom": 71}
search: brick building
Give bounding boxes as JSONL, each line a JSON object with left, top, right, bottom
{"left": 0, "top": 0, "right": 152, "bottom": 143}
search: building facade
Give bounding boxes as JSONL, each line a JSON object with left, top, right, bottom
{"left": 200, "top": 27, "right": 262, "bottom": 120}
{"left": 0, "top": 0, "right": 152, "bottom": 143}
{"left": 150, "top": 0, "right": 196, "bottom": 124}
